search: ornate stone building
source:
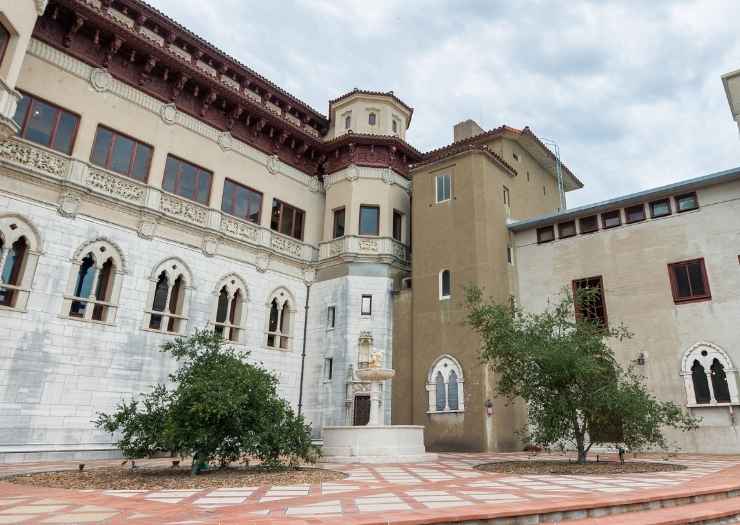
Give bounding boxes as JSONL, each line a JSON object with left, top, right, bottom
{"left": 1, "top": 1, "right": 738, "bottom": 461}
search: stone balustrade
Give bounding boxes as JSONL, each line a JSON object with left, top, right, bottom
{"left": 319, "top": 235, "right": 410, "bottom": 265}
{"left": 0, "top": 137, "right": 321, "bottom": 263}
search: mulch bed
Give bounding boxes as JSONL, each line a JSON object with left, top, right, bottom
{"left": 476, "top": 460, "right": 687, "bottom": 475}
{"left": 5, "top": 465, "right": 347, "bottom": 490}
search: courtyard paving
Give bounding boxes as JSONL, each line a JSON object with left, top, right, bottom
{"left": 1, "top": 453, "right": 740, "bottom": 524}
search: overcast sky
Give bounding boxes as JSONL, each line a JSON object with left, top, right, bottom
{"left": 148, "top": 0, "right": 740, "bottom": 207}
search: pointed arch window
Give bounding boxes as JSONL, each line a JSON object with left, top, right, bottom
{"left": 266, "top": 288, "right": 295, "bottom": 350}
{"left": 426, "top": 355, "right": 465, "bottom": 413}
{"left": 344, "top": 114, "right": 351, "bottom": 130}
{"left": 64, "top": 239, "right": 124, "bottom": 323}
{"left": 210, "top": 274, "right": 247, "bottom": 343}
{"left": 681, "top": 342, "right": 739, "bottom": 406}
{"left": 0, "top": 215, "right": 41, "bottom": 311}
{"left": 145, "top": 259, "right": 191, "bottom": 334}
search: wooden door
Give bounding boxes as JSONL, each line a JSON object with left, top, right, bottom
{"left": 353, "top": 394, "right": 370, "bottom": 426}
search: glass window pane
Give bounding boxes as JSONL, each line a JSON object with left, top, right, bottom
{"left": 216, "top": 288, "right": 228, "bottom": 323}
{"left": 74, "top": 254, "right": 96, "bottom": 298}
{"left": 151, "top": 272, "right": 169, "bottom": 312}
{"left": 131, "top": 144, "right": 152, "bottom": 181}
{"left": 163, "top": 157, "right": 178, "bottom": 193}
{"left": 110, "top": 134, "right": 135, "bottom": 175}
{"left": 52, "top": 111, "right": 78, "bottom": 154}
{"left": 24, "top": 100, "right": 57, "bottom": 147}
{"left": 674, "top": 265, "right": 691, "bottom": 298}
{"left": 269, "top": 300, "right": 279, "bottom": 332}
{"left": 435, "top": 372, "right": 446, "bottom": 411}
{"left": 247, "top": 190, "right": 262, "bottom": 223}
{"left": 393, "top": 211, "right": 402, "bottom": 241}
{"left": 294, "top": 210, "right": 304, "bottom": 239}
{"left": 197, "top": 170, "right": 211, "bottom": 204}
{"left": 271, "top": 200, "right": 281, "bottom": 231}
{"left": 448, "top": 371, "right": 459, "bottom": 410}
{"left": 281, "top": 205, "right": 294, "bottom": 236}
{"left": 234, "top": 186, "right": 248, "bottom": 218}
{"left": 90, "top": 127, "right": 113, "bottom": 167}
{"left": 221, "top": 180, "right": 235, "bottom": 214}
{"left": 179, "top": 162, "right": 197, "bottom": 199}
{"left": 442, "top": 270, "right": 451, "bottom": 297}
{"left": 687, "top": 261, "right": 706, "bottom": 296}
{"left": 359, "top": 206, "right": 379, "bottom": 236}
{"left": 12, "top": 96, "right": 30, "bottom": 129}
{"left": 334, "top": 208, "right": 345, "bottom": 238}
{"left": 677, "top": 194, "right": 698, "bottom": 212}
{"left": 692, "top": 360, "right": 711, "bottom": 403}
{"left": 436, "top": 176, "right": 444, "bottom": 202}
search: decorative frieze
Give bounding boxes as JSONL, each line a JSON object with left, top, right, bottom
{"left": 318, "top": 235, "right": 409, "bottom": 265}
{"left": 87, "top": 168, "right": 146, "bottom": 204}
{"left": 160, "top": 194, "right": 208, "bottom": 226}
{"left": 271, "top": 234, "right": 304, "bottom": 258}
{"left": 221, "top": 216, "right": 260, "bottom": 243}
{"left": 57, "top": 191, "right": 82, "bottom": 218}
{"left": 323, "top": 164, "right": 411, "bottom": 193}
{"left": 89, "top": 68, "right": 113, "bottom": 93}
{"left": 0, "top": 138, "right": 68, "bottom": 178}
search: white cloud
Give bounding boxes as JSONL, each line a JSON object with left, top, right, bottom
{"left": 147, "top": 0, "right": 740, "bottom": 207}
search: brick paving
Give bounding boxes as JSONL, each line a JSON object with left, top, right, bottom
{"left": 1, "top": 453, "right": 740, "bottom": 524}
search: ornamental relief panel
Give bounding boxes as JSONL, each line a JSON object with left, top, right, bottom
{"left": 358, "top": 238, "right": 379, "bottom": 252}
{"left": 271, "top": 235, "right": 303, "bottom": 258}
{"left": 87, "top": 169, "right": 146, "bottom": 204}
{"left": 0, "top": 140, "right": 68, "bottom": 178}
{"left": 160, "top": 194, "right": 207, "bottom": 226}
{"left": 221, "top": 216, "right": 260, "bottom": 242}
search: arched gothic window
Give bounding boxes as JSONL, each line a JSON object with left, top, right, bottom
{"left": 344, "top": 114, "right": 351, "bottom": 130}
{"left": 145, "top": 258, "right": 192, "bottom": 334}
{"left": 266, "top": 287, "right": 295, "bottom": 350}
{"left": 426, "top": 354, "right": 465, "bottom": 413}
{"left": 681, "top": 342, "right": 738, "bottom": 406}
{"left": 64, "top": 239, "right": 125, "bottom": 323}
{"left": 0, "top": 215, "right": 41, "bottom": 311}
{"left": 210, "top": 274, "right": 247, "bottom": 343}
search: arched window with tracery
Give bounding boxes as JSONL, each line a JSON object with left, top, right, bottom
{"left": 681, "top": 342, "right": 738, "bottom": 406}
{"left": 0, "top": 215, "right": 41, "bottom": 311}
{"left": 210, "top": 274, "right": 247, "bottom": 343}
{"left": 426, "top": 354, "right": 465, "bottom": 413}
{"left": 64, "top": 239, "right": 124, "bottom": 323}
{"left": 266, "top": 287, "right": 295, "bottom": 350}
{"left": 145, "top": 258, "right": 192, "bottom": 334}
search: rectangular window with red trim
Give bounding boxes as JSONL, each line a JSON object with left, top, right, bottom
{"left": 162, "top": 155, "right": 212, "bottom": 205}
{"left": 12, "top": 92, "right": 80, "bottom": 154}
{"left": 90, "top": 125, "right": 153, "bottom": 182}
{"left": 271, "top": 198, "right": 305, "bottom": 240}
{"left": 572, "top": 276, "right": 608, "bottom": 328}
{"left": 668, "top": 258, "right": 711, "bottom": 304}
{"left": 221, "top": 179, "right": 262, "bottom": 224}
{"left": 0, "top": 23, "right": 9, "bottom": 69}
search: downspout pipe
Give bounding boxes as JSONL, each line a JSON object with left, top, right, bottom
{"left": 297, "top": 283, "right": 310, "bottom": 416}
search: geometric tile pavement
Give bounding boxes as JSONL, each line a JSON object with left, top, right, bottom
{"left": 1, "top": 453, "right": 740, "bottom": 523}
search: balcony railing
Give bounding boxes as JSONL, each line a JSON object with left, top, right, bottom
{"left": 319, "top": 235, "right": 410, "bottom": 265}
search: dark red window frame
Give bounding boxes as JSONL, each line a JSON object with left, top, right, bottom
{"left": 572, "top": 275, "right": 608, "bottom": 328}
{"left": 162, "top": 154, "right": 212, "bottom": 205}
{"left": 675, "top": 192, "right": 699, "bottom": 213}
{"left": 537, "top": 225, "right": 555, "bottom": 244}
{"left": 90, "top": 125, "right": 153, "bottom": 182}
{"left": 625, "top": 204, "right": 646, "bottom": 223}
{"left": 667, "top": 258, "right": 711, "bottom": 304}
{"left": 332, "top": 207, "right": 345, "bottom": 239}
{"left": 601, "top": 210, "right": 622, "bottom": 229}
{"left": 271, "top": 198, "right": 305, "bottom": 240}
{"left": 579, "top": 215, "right": 599, "bottom": 234}
{"left": 392, "top": 209, "right": 403, "bottom": 241}
{"left": 650, "top": 198, "right": 672, "bottom": 218}
{"left": 558, "top": 221, "right": 576, "bottom": 239}
{"left": 221, "top": 178, "right": 263, "bottom": 224}
{"left": 13, "top": 91, "right": 80, "bottom": 154}
{"left": 0, "top": 23, "right": 10, "bottom": 69}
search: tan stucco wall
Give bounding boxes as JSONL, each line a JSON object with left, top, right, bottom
{"left": 395, "top": 136, "right": 563, "bottom": 452}
{"left": 0, "top": 1, "right": 39, "bottom": 87}
{"left": 513, "top": 180, "right": 740, "bottom": 453}
{"left": 15, "top": 52, "right": 326, "bottom": 244}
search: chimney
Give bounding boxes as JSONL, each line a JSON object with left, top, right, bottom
{"left": 453, "top": 119, "right": 484, "bottom": 142}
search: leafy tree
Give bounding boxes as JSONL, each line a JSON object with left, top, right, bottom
{"left": 465, "top": 286, "right": 698, "bottom": 463}
{"left": 95, "top": 330, "right": 314, "bottom": 472}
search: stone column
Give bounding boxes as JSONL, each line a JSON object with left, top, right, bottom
{"left": 368, "top": 381, "right": 383, "bottom": 426}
